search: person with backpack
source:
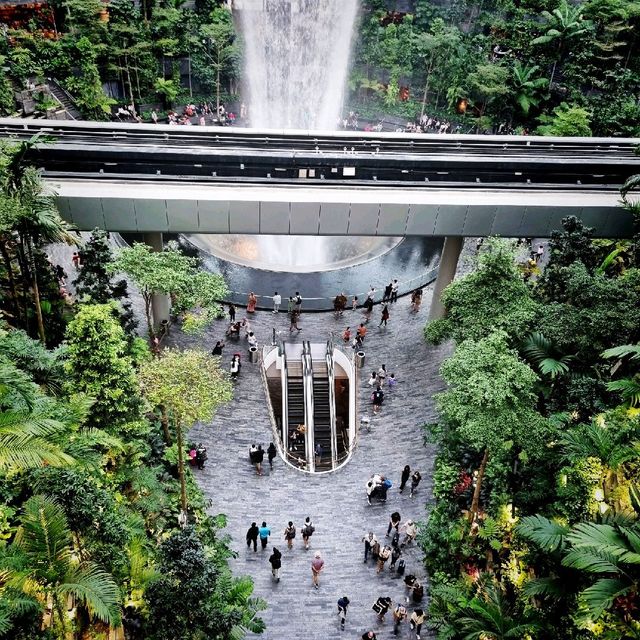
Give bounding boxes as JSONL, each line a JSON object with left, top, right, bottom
{"left": 337, "top": 595, "right": 350, "bottom": 630}
{"left": 269, "top": 547, "right": 282, "bottom": 581}
{"left": 259, "top": 521, "right": 271, "bottom": 550}
{"left": 246, "top": 522, "right": 259, "bottom": 552}
{"left": 402, "top": 520, "right": 418, "bottom": 546}
{"left": 302, "top": 517, "right": 314, "bottom": 550}
{"left": 293, "top": 291, "right": 302, "bottom": 313}
{"left": 376, "top": 545, "right": 392, "bottom": 573}
{"left": 389, "top": 543, "right": 402, "bottom": 571}
{"left": 254, "top": 445, "right": 265, "bottom": 476}
{"left": 372, "top": 385, "right": 384, "bottom": 414}
{"left": 372, "top": 596, "right": 392, "bottom": 621}
{"left": 412, "top": 581, "right": 424, "bottom": 603}
{"left": 283, "top": 521, "right": 296, "bottom": 549}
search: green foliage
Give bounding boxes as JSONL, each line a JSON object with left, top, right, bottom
{"left": 536, "top": 102, "right": 593, "bottom": 136}
{"left": 425, "top": 238, "right": 539, "bottom": 345}
{"left": 64, "top": 303, "right": 141, "bottom": 432}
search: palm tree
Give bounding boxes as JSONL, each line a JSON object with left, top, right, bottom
{"left": 0, "top": 361, "right": 74, "bottom": 471}
{"left": 0, "top": 495, "right": 120, "bottom": 637}
{"left": 563, "top": 521, "right": 640, "bottom": 620}
{"left": 532, "top": 1, "right": 593, "bottom": 86}
{"left": 430, "top": 579, "right": 541, "bottom": 639}
{"left": 522, "top": 332, "right": 574, "bottom": 378}
{"left": 511, "top": 62, "right": 548, "bottom": 116}
{"left": 602, "top": 344, "right": 640, "bottom": 407}
{"left": 0, "top": 138, "right": 76, "bottom": 343}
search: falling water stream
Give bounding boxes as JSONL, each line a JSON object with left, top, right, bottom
{"left": 235, "top": 0, "right": 359, "bottom": 130}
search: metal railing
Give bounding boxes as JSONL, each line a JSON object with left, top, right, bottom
{"left": 302, "top": 341, "right": 315, "bottom": 472}
{"left": 326, "top": 334, "right": 338, "bottom": 469}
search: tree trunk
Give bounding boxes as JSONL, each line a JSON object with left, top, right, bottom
{"left": 216, "top": 61, "right": 221, "bottom": 120}
{"left": 420, "top": 57, "right": 434, "bottom": 119}
{"left": 188, "top": 53, "right": 193, "bottom": 98}
{"left": 25, "top": 237, "right": 45, "bottom": 343}
{"left": 0, "top": 239, "right": 20, "bottom": 324}
{"left": 161, "top": 406, "right": 172, "bottom": 446}
{"left": 143, "top": 292, "right": 155, "bottom": 341}
{"left": 468, "top": 448, "right": 490, "bottom": 534}
{"left": 176, "top": 419, "right": 188, "bottom": 513}
{"left": 549, "top": 58, "right": 558, "bottom": 87}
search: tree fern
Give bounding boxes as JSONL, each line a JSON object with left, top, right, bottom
{"left": 516, "top": 514, "right": 570, "bottom": 552}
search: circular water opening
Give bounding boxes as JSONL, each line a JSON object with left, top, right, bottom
{"left": 186, "top": 234, "right": 403, "bottom": 273}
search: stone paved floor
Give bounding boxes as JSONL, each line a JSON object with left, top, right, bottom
{"left": 166, "top": 287, "right": 451, "bottom": 640}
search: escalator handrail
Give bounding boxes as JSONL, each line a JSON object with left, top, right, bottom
{"left": 302, "top": 341, "right": 315, "bottom": 472}
{"left": 326, "top": 336, "right": 338, "bottom": 468}
{"left": 281, "top": 341, "right": 289, "bottom": 453}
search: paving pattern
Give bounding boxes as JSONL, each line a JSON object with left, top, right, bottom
{"left": 166, "top": 285, "right": 453, "bottom": 640}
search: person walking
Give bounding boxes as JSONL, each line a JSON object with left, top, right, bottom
{"left": 357, "top": 323, "right": 367, "bottom": 342}
{"left": 399, "top": 465, "right": 411, "bottom": 493}
{"left": 383, "top": 281, "right": 393, "bottom": 303}
{"left": 272, "top": 291, "right": 281, "bottom": 313}
{"left": 269, "top": 547, "right": 282, "bottom": 582}
{"left": 302, "top": 517, "right": 315, "bottom": 550}
{"left": 287, "top": 296, "right": 294, "bottom": 316}
{"left": 364, "top": 295, "right": 374, "bottom": 321}
{"left": 410, "top": 470, "right": 422, "bottom": 497}
{"left": 402, "top": 520, "right": 418, "bottom": 546}
{"left": 267, "top": 442, "right": 277, "bottom": 469}
{"left": 246, "top": 522, "right": 259, "bottom": 552}
{"left": 293, "top": 291, "right": 302, "bottom": 313}
{"left": 71, "top": 252, "right": 81, "bottom": 269}
{"left": 254, "top": 445, "right": 265, "bottom": 475}
{"left": 367, "top": 371, "right": 377, "bottom": 387}
{"left": 366, "top": 286, "right": 376, "bottom": 303}
{"left": 379, "top": 304, "right": 390, "bottom": 327}
{"left": 372, "top": 596, "right": 392, "bottom": 621}
{"left": 283, "top": 521, "right": 296, "bottom": 549}
{"left": 228, "top": 303, "right": 236, "bottom": 323}
{"left": 342, "top": 326, "right": 351, "bottom": 343}
{"left": 315, "top": 442, "right": 323, "bottom": 465}
{"left": 387, "top": 511, "right": 401, "bottom": 537}
{"left": 259, "top": 521, "right": 271, "bottom": 550}
{"left": 352, "top": 295, "right": 358, "bottom": 311}
{"left": 411, "top": 581, "right": 425, "bottom": 603}
{"left": 372, "top": 385, "right": 384, "bottom": 414}
{"left": 377, "top": 364, "right": 387, "bottom": 385}
{"left": 389, "top": 543, "right": 402, "bottom": 571}
{"left": 289, "top": 308, "right": 301, "bottom": 332}
{"left": 392, "top": 603, "right": 408, "bottom": 635}
{"left": 337, "top": 596, "right": 350, "bottom": 630}
{"left": 247, "top": 291, "right": 257, "bottom": 313}
{"left": 376, "top": 544, "right": 392, "bottom": 573}
{"left": 409, "top": 609, "right": 426, "bottom": 639}
{"left": 362, "top": 531, "right": 378, "bottom": 562}
{"left": 311, "top": 551, "right": 324, "bottom": 588}
{"left": 390, "top": 279, "right": 399, "bottom": 303}
{"left": 411, "top": 287, "right": 423, "bottom": 312}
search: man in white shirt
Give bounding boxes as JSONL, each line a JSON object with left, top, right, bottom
{"left": 272, "top": 291, "right": 281, "bottom": 313}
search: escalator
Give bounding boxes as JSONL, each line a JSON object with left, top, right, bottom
{"left": 286, "top": 359, "right": 305, "bottom": 463}
{"left": 312, "top": 366, "right": 332, "bottom": 471}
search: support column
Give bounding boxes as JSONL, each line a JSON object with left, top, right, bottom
{"left": 142, "top": 232, "right": 170, "bottom": 330}
{"left": 428, "top": 236, "right": 464, "bottom": 322}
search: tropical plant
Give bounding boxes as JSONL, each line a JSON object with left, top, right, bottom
{"left": 532, "top": 1, "right": 593, "bottom": 86}
{"left": 0, "top": 495, "right": 121, "bottom": 637}
{"left": 522, "top": 332, "right": 574, "bottom": 379}
{"left": 511, "top": 61, "right": 548, "bottom": 116}
{"left": 536, "top": 102, "right": 592, "bottom": 136}
{"left": 602, "top": 343, "right": 640, "bottom": 407}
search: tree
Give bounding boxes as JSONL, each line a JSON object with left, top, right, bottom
{"left": 0, "top": 495, "right": 120, "bottom": 638}
{"left": 153, "top": 77, "right": 179, "bottom": 109}
{"left": 0, "top": 55, "right": 15, "bottom": 116}
{"left": 511, "top": 61, "right": 548, "bottom": 116}
{"left": 414, "top": 18, "right": 462, "bottom": 117}
{"left": 436, "top": 332, "right": 546, "bottom": 528}
{"left": 200, "top": 7, "right": 239, "bottom": 117}
{"left": 138, "top": 349, "right": 232, "bottom": 514}
{"left": 532, "top": 1, "right": 593, "bottom": 86}
{"left": 112, "top": 242, "right": 228, "bottom": 340}
{"left": 536, "top": 102, "right": 592, "bottom": 136}
{"left": 144, "top": 526, "right": 265, "bottom": 640}
{"left": 64, "top": 304, "right": 141, "bottom": 432}
{"left": 73, "top": 228, "right": 138, "bottom": 337}
{"left": 425, "top": 238, "right": 539, "bottom": 345}
{"left": 466, "top": 63, "right": 510, "bottom": 129}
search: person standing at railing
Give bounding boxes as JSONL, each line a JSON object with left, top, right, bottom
{"left": 272, "top": 291, "right": 281, "bottom": 313}
{"left": 391, "top": 279, "right": 399, "bottom": 303}
{"left": 383, "top": 281, "right": 393, "bottom": 303}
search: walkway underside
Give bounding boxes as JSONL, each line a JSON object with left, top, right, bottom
{"left": 50, "top": 178, "right": 632, "bottom": 237}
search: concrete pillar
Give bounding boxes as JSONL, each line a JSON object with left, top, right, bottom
{"left": 142, "top": 232, "right": 171, "bottom": 330}
{"left": 428, "top": 236, "right": 464, "bottom": 322}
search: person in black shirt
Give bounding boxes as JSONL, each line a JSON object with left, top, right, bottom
{"left": 212, "top": 340, "right": 224, "bottom": 356}
{"left": 246, "top": 522, "right": 259, "bottom": 552}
